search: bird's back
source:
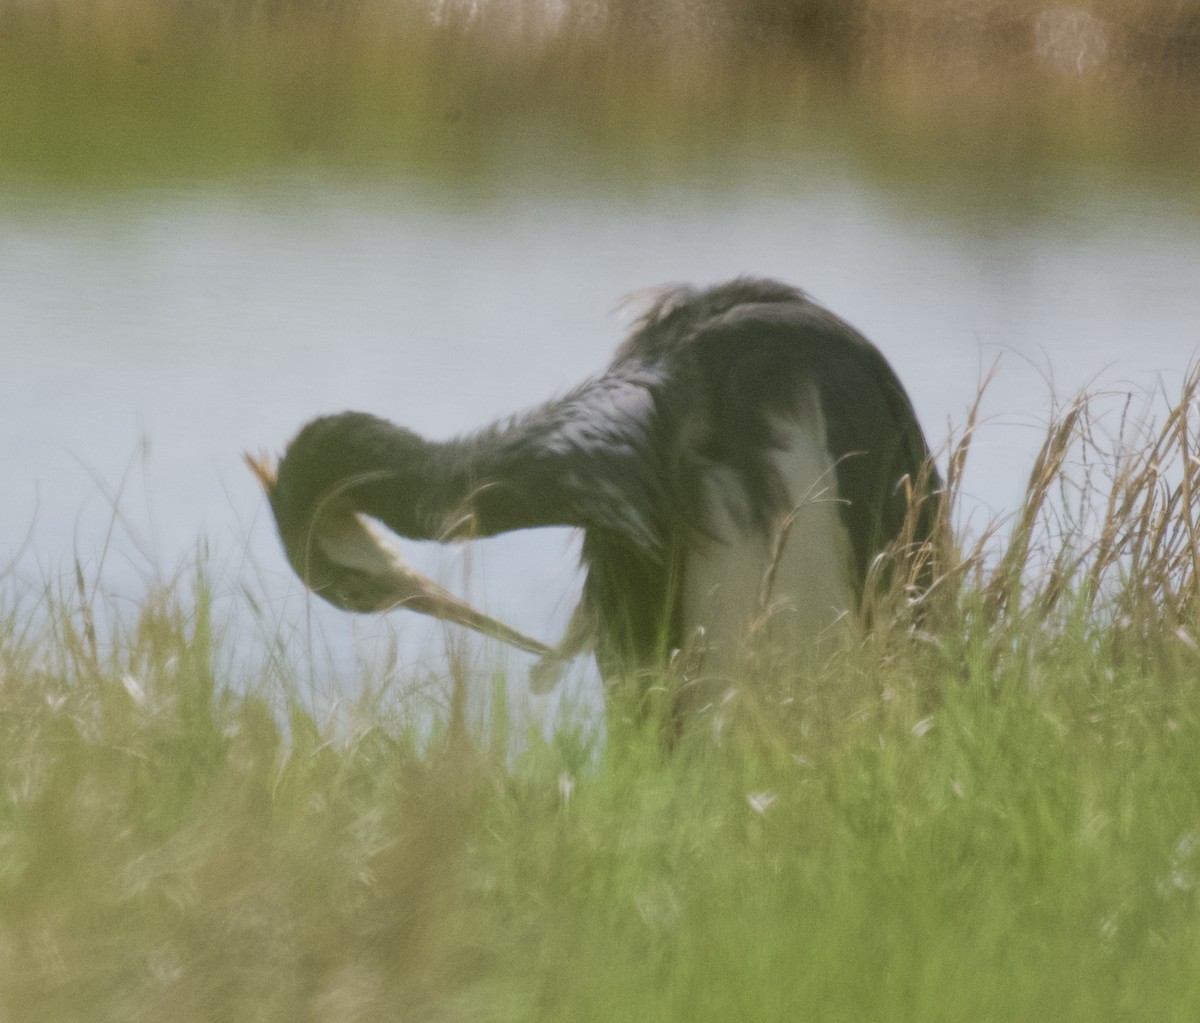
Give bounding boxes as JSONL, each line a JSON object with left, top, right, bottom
{"left": 581, "top": 278, "right": 938, "bottom": 692}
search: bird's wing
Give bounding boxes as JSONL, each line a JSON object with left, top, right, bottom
{"left": 689, "top": 299, "right": 938, "bottom": 585}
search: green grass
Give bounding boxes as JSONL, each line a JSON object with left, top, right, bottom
{"left": 2, "top": 377, "right": 1200, "bottom": 1021}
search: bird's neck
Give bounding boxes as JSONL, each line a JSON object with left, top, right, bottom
{"left": 353, "top": 432, "right": 478, "bottom": 541}
{"left": 282, "top": 411, "right": 579, "bottom": 543}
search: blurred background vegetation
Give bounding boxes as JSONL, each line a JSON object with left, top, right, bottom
{"left": 2, "top": 0, "right": 1197, "bottom": 187}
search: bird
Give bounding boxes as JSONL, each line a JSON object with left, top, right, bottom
{"left": 251, "top": 277, "right": 940, "bottom": 721}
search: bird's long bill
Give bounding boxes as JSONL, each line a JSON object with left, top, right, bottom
{"left": 245, "top": 452, "right": 555, "bottom": 659}
{"left": 396, "top": 576, "right": 557, "bottom": 658}
{"left": 326, "top": 520, "right": 557, "bottom": 658}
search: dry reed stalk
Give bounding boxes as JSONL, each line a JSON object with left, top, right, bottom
{"left": 850, "top": 365, "right": 1199, "bottom": 689}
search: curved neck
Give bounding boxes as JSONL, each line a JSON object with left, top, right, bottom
{"left": 274, "top": 411, "right": 584, "bottom": 545}
{"left": 361, "top": 427, "right": 582, "bottom": 541}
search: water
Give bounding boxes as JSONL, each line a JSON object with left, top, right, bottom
{"left": 3, "top": 168, "right": 1198, "bottom": 710}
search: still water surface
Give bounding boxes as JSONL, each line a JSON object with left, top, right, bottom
{"left": 3, "top": 169, "right": 1197, "bottom": 709}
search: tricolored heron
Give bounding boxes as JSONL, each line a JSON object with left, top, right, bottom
{"left": 250, "top": 277, "right": 939, "bottom": 719}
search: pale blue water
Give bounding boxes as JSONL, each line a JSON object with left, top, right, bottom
{"left": 3, "top": 169, "right": 1198, "bottom": 717}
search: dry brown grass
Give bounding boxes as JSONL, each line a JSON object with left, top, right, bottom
{"left": 919, "top": 365, "right": 1200, "bottom": 685}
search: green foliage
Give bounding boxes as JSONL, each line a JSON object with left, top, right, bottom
{"left": 3, "top": 374, "right": 1200, "bottom": 1020}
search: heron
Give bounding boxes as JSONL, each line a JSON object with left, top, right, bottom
{"left": 250, "top": 277, "right": 939, "bottom": 720}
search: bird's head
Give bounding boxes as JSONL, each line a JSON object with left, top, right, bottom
{"left": 245, "top": 448, "right": 554, "bottom": 657}
{"left": 245, "top": 449, "right": 424, "bottom": 613}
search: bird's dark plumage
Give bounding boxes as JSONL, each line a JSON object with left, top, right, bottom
{"left": 264, "top": 277, "right": 939, "bottom": 702}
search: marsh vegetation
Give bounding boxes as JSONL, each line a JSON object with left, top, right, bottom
{"left": 3, "top": 373, "right": 1199, "bottom": 1020}
{"left": 2, "top": 0, "right": 1198, "bottom": 186}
